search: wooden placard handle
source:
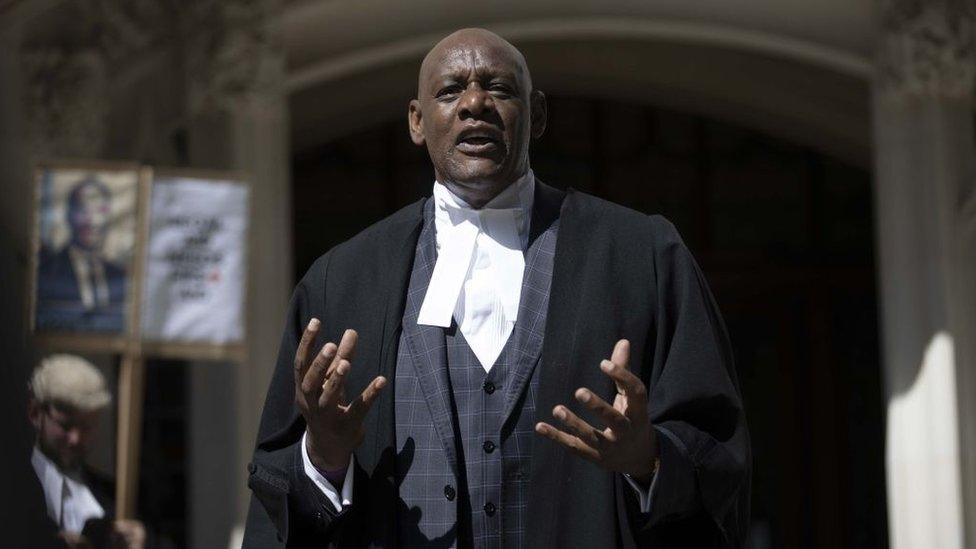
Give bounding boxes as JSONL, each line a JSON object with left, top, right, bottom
{"left": 115, "top": 353, "right": 145, "bottom": 520}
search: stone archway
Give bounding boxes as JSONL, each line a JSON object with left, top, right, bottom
{"left": 286, "top": 18, "right": 872, "bottom": 168}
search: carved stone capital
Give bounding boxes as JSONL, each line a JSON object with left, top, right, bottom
{"left": 21, "top": 46, "right": 109, "bottom": 158}
{"left": 81, "top": 0, "right": 172, "bottom": 65}
{"left": 18, "top": 0, "right": 173, "bottom": 158}
{"left": 877, "top": 0, "right": 976, "bottom": 98}
{"left": 185, "top": 0, "right": 285, "bottom": 114}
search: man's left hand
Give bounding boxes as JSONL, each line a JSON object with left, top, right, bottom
{"left": 535, "top": 339, "right": 659, "bottom": 483}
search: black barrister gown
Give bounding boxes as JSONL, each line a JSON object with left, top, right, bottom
{"left": 243, "top": 182, "right": 751, "bottom": 548}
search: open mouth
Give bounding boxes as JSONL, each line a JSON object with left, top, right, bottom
{"left": 456, "top": 129, "right": 503, "bottom": 155}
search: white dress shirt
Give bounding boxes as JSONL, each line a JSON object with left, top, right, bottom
{"left": 417, "top": 170, "right": 534, "bottom": 371}
{"left": 68, "top": 246, "right": 111, "bottom": 310}
{"left": 300, "top": 431, "right": 354, "bottom": 511}
{"left": 31, "top": 447, "right": 105, "bottom": 533}
{"left": 304, "top": 171, "right": 657, "bottom": 514}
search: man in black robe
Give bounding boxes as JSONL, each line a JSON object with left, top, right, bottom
{"left": 244, "top": 28, "right": 750, "bottom": 548}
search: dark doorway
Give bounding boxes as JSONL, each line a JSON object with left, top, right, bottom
{"left": 291, "top": 96, "right": 887, "bottom": 549}
{"left": 139, "top": 359, "right": 188, "bottom": 548}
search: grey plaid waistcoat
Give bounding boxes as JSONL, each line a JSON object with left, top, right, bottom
{"left": 394, "top": 197, "right": 558, "bottom": 548}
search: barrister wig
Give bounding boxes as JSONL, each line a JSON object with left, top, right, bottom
{"left": 30, "top": 354, "right": 111, "bottom": 412}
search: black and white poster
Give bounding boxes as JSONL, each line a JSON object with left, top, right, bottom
{"left": 141, "top": 177, "right": 248, "bottom": 344}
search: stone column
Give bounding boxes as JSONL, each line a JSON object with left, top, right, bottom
{"left": 182, "top": 2, "right": 291, "bottom": 547}
{"left": 873, "top": 1, "right": 976, "bottom": 548}
{"left": 16, "top": 8, "right": 121, "bottom": 475}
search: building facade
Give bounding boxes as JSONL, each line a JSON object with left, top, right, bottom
{"left": 1, "top": 0, "right": 973, "bottom": 547}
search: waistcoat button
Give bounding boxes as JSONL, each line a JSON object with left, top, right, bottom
{"left": 483, "top": 381, "right": 496, "bottom": 394}
{"left": 483, "top": 440, "right": 496, "bottom": 453}
{"left": 444, "top": 484, "right": 456, "bottom": 501}
{"left": 484, "top": 502, "right": 496, "bottom": 516}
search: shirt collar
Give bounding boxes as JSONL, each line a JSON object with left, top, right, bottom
{"left": 32, "top": 446, "right": 105, "bottom": 531}
{"left": 432, "top": 169, "right": 535, "bottom": 241}
{"left": 32, "top": 446, "right": 64, "bottom": 483}
{"left": 32, "top": 446, "right": 65, "bottom": 523}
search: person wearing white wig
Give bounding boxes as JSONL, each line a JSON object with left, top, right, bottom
{"left": 28, "top": 354, "right": 145, "bottom": 549}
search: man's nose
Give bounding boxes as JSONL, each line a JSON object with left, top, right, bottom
{"left": 89, "top": 209, "right": 107, "bottom": 225}
{"left": 459, "top": 84, "right": 493, "bottom": 118}
{"left": 67, "top": 428, "right": 82, "bottom": 446}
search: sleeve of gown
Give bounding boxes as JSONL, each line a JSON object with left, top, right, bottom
{"left": 243, "top": 253, "right": 362, "bottom": 547}
{"left": 301, "top": 431, "right": 355, "bottom": 512}
{"left": 640, "top": 215, "right": 751, "bottom": 547}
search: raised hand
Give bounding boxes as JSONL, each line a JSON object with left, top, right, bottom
{"left": 535, "top": 339, "right": 659, "bottom": 482}
{"left": 294, "top": 319, "right": 387, "bottom": 471}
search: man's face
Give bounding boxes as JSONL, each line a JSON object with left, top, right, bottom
{"left": 409, "top": 30, "right": 546, "bottom": 207}
{"left": 29, "top": 400, "right": 100, "bottom": 471}
{"left": 69, "top": 183, "right": 110, "bottom": 251}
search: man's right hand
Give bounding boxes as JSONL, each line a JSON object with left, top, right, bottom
{"left": 294, "top": 319, "right": 387, "bottom": 471}
{"left": 112, "top": 519, "right": 146, "bottom": 549}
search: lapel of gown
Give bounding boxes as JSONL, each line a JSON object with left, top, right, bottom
{"left": 355, "top": 200, "right": 425, "bottom": 476}
{"left": 500, "top": 180, "right": 564, "bottom": 426}
{"left": 526, "top": 188, "right": 594, "bottom": 546}
{"left": 399, "top": 201, "right": 462, "bottom": 476}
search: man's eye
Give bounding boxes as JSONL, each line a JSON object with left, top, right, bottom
{"left": 489, "top": 84, "right": 514, "bottom": 96}
{"left": 437, "top": 85, "right": 462, "bottom": 98}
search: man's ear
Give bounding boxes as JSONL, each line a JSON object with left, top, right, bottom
{"left": 28, "top": 397, "right": 42, "bottom": 429}
{"left": 408, "top": 99, "right": 425, "bottom": 146}
{"left": 530, "top": 90, "right": 547, "bottom": 139}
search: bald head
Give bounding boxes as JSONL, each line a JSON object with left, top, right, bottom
{"left": 418, "top": 28, "right": 533, "bottom": 97}
{"left": 409, "top": 28, "right": 546, "bottom": 208}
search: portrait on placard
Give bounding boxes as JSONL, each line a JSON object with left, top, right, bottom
{"left": 33, "top": 167, "right": 138, "bottom": 334}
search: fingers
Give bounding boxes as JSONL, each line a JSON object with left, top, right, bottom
{"left": 604, "top": 339, "right": 635, "bottom": 394}
{"left": 320, "top": 358, "right": 351, "bottom": 408}
{"left": 600, "top": 356, "right": 645, "bottom": 400}
{"left": 575, "top": 388, "right": 630, "bottom": 433}
{"left": 297, "top": 325, "right": 358, "bottom": 400}
{"left": 538, "top": 340, "right": 654, "bottom": 474}
{"left": 297, "top": 327, "right": 378, "bottom": 423}
{"left": 611, "top": 338, "right": 630, "bottom": 369}
{"left": 294, "top": 318, "right": 321, "bottom": 386}
{"left": 302, "top": 342, "right": 337, "bottom": 403}
{"left": 345, "top": 375, "right": 388, "bottom": 421}
{"left": 553, "top": 404, "right": 604, "bottom": 446}
{"left": 535, "top": 422, "right": 602, "bottom": 462}
{"left": 327, "top": 329, "right": 359, "bottom": 378}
